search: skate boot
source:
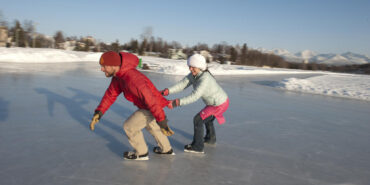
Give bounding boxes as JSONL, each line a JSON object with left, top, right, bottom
{"left": 153, "top": 146, "right": 175, "bottom": 155}
{"left": 184, "top": 144, "right": 204, "bottom": 154}
{"left": 123, "top": 151, "right": 149, "bottom": 160}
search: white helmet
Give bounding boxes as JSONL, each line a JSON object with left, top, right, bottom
{"left": 187, "top": 54, "right": 207, "bottom": 71}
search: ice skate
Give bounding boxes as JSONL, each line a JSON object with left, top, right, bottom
{"left": 153, "top": 146, "right": 175, "bottom": 155}
{"left": 123, "top": 151, "right": 149, "bottom": 160}
{"left": 184, "top": 144, "right": 204, "bottom": 154}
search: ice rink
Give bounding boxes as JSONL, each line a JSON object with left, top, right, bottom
{"left": 1, "top": 62, "right": 370, "bottom": 185}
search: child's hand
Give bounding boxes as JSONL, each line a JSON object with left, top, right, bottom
{"left": 161, "top": 126, "right": 174, "bottom": 136}
{"left": 167, "top": 99, "right": 180, "bottom": 109}
{"left": 160, "top": 88, "right": 169, "bottom": 96}
{"left": 90, "top": 111, "right": 102, "bottom": 131}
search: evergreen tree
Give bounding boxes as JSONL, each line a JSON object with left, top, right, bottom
{"left": 240, "top": 43, "right": 248, "bottom": 64}
{"left": 84, "top": 39, "right": 90, "bottom": 52}
{"left": 149, "top": 36, "right": 155, "bottom": 52}
{"left": 111, "top": 39, "right": 120, "bottom": 52}
{"left": 131, "top": 39, "right": 139, "bottom": 53}
{"left": 74, "top": 41, "right": 82, "bottom": 51}
{"left": 230, "top": 47, "right": 238, "bottom": 62}
{"left": 53, "top": 31, "right": 65, "bottom": 49}
{"left": 155, "top": 37, "right": 164, "bottom": 53}
{"left": 139, "top": 39, "right": 148, "bottom": 55}
{"left": 11, "top": 20, "right": 27, "bottom": 47}
{"left": 160, "top": 41, "right": 170, "bottom": 58}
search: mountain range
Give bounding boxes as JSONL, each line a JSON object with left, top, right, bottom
{"left": 257, "top": 48, "right": 370, "bottom": 66}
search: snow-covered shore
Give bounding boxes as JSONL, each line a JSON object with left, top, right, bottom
{"left": 0, "top": 47, "right": 321, "bottom": 76}
{"left": 1, "top": 47, "right": 369, "bottom": 101}
{"left": 0, "top": 47, "right": 101, "bottom": 63}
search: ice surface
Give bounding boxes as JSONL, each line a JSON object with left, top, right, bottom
{"left": 1, "top": 62, "right": 370, "bottom": 185}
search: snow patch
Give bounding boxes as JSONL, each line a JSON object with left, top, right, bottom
{"left": 276, "top": 74, "right": 370, "bottom": 101}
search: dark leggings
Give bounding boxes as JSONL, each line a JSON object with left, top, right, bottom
{"left": 191, "top": 113, "right": 216, "bottom": 151}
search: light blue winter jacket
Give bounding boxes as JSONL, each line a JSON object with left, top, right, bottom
{"left": 168, "top": 71, "right": 228, "bottom": 106}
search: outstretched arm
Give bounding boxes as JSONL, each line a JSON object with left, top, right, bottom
{"left": 167, "top": 74, "right": 192, "bottom": 95}
{"left": 95, "top": 78, "right": 121, "bottom": 115}
{"left": 90, "top": 78, "right": 121, "bottom": 131}
{"left": 178, "top": 76, "right": 208, "bottom": 106}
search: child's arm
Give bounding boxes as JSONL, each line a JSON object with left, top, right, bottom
{"left": 167, "top": 74, "right": 192, "bottom": 95}
{"left": 178, "top": 76, "right": 208, "bottom": 106}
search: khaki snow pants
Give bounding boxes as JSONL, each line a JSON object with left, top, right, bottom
{"left": 123, "top": 109, "right": 172, "bottom": 155}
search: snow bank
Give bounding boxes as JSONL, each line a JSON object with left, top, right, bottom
{"left": 0, "top": 47, "right": 101, "bottom": 63}
{"left": 140, "top": 56, "right": 318, "bottom": 76}
{"left": 275, "top": 74, "right": 370, "bottom": 101}
{"left": 0, "top": 48, "right": 320, "bottom": 76}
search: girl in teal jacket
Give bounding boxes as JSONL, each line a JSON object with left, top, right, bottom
{"left": 162, "top": 54, "right": 229, "bottom": 153}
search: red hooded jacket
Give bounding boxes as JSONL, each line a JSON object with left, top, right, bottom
{"left": 95, "top": 52, "right": 169, "bottom": 122}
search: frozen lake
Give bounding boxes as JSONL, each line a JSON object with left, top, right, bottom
{"left": 1, "top": 62, "right": 370, "bottom": 185}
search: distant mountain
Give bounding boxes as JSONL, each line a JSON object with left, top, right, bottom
{"left": 257, "top": 48, "right": 370, "bottom": 66}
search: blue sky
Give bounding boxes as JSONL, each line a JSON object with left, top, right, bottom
{"left": 1, "top": 0, "right": 370, "bottom": 55}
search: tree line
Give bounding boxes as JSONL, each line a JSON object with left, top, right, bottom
{"left": 1, "top": 16, "right": 369, "bottom": 75}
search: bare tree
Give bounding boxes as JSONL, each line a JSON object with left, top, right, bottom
{"left": 0, "top": 11, "right": 8, "bottom": 27}
{"left": 196, "top": 43, "right": 209, "bottom": 51}
{"left": 140, "top": 26, "right": 153, "bottom": 41}
{"left": 23, "top": 20, "right": 35, "bottom": 33}
{"left": 10, "top": 20, "right": 27, "bottom": 47}
{"left": 171, "top": 41, "right": 182, "bottom": 49}
{"left": 23, "top": 20, "right": 36, "bottom": 47}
